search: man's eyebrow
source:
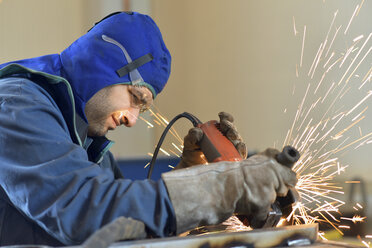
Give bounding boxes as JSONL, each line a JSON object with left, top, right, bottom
{"left": 131, "top": 87, "right": 152, "bottom": 105}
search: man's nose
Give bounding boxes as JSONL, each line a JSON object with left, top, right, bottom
{"left": 123, "top": 108, "right": 139, "bottom": 127}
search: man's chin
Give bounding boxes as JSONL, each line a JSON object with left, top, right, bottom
{"left": 87, "top": 128, "right": 108, "bottom": 137}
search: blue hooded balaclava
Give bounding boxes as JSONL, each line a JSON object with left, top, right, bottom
{"left": 0, "top": 11, "right": 171, "bottom": 121}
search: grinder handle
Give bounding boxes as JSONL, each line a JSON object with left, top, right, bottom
{"left": 198, "top": 120, "right": 243, "bottom": 163}
{"left": 276, "top": 146, "right": 300, "bottom": 168}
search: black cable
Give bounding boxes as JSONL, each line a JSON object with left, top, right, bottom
{"left": 147, "top": 112, "right": 202, "bottom": 179}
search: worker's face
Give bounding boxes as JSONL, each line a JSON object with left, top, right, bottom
{"left": 85, "top": 84, "right": 153, "bottom": 136}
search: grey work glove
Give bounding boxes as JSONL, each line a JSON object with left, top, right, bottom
{"left": 175, "top": 112, "right": 247, "bottom": 169}
{"left": 162, "top": 148, "right": 297, "bottom": 234}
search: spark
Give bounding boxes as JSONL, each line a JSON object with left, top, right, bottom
{"left": 352, "top": 107, "right": 368, "bottom": 122}
{"left": 341, "top": 215, "right": 366, "bottom": 223}
{"left": 153, "top": 119, "right": 161, "bottom": 126}
{"left": 293, "top": 16, "right": 298, "bottom": 36}
{"left": 356, "top": 0, "right": 365, "bottom": 16}
{"left": 333, "top": 116, "right": 365, "bottom": 139}
{"left": 168, "top": 165, "right": 174, "bottom": 169}
{"left": 366, "top": 235, "right": 372, "bottom": 239}
{"left": 333, "top": 132, "right": 372, "bottom": 154}
{"left": 144, "top": 162, "right": 150, "bottom": 169}
{"left": 159, "top": 148, "right": 170, "bottom": 156}
{"left": 345, "top": 46, "right": 372, "bottom": 84}
{"left": 318, "top": 211, "right": 343, "bottom": 235}
{"left": 345, "top": 181, "right": 360, "bottom": 183}
{"left": 308, "top": 43, "right": 323, "bottom": 78}
{"left": 318, "top": 231, "right": 327, "bottom": 240}
{"left": 296, "top": 64, "right": 299, "bottom": 77}
{"left": 300, "top": 25, "right": 306, "bottom": 67}
{"left": 362, "top": 66, "right": 372, "bottom": 82}
{"left": 325, "top": 9, "right": 338, "bottom": 42}
{"left": 354, "top": 35, "right": 364, "bottom": 43}
{"left": 158, "top": 113, "right": 169, "bottom": 125}
{"left": 337, "top": 33, "right": 371, "bottom": 85}
{"left": 345, "top": 91, "right": 372, "bottom": 116}
{"left": 339, "top": 225, "right": 350, "bottom": 229}
{"left": 339, "top": 87, "right": 350, "bottom": 100}
{"left": 172, "top": 143, "right": 183, "bottom": 153}
{"left": 314, "top": 73, "right": 327, "bottom": 95}
{"left": 325, "top": 25, "right": 342, "bottom": 58}
{"left": 323, "top": 52, "right": 335, "bottom": 68}
{"left": 339, "top": 45, "right": 355, "bottom": 68}
{"left": 321, "top": 82, "right": 335, "bottom": 103}
{"left": 139, "top": 116, "right": 154, "bottom": 128}
{"left": 325, "top": 56, "right": 342, "bottom": 73}
{"left": 359, "top": 72, "right": 372, "bottom": 89}
{"left": 344, "top": 5, "right": 359, "bottom": 35}
{"left": 361, "top": 241, "right": 369, "bottom": 248}
{"left": 169, "top": 149, "right": 181, "bottom": 158}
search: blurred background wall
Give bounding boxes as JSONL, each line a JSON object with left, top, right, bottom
{"left": 0, "top": 0, "right": 371, "bottom": 216}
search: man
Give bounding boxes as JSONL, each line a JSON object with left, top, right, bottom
{"left": 0, "top": 12, "right": 297, "bottom": 245}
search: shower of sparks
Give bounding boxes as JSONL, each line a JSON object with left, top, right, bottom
{"left": 279, "top": 2, "right": 371, "bottom": 241}
{"left": 137, "top": 107, "right": 188, "bottom": 169}
{"left": 222, "top": 216, "right": 252, "bottom": 232}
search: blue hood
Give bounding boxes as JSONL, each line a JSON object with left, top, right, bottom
{"left": 0, "top": 12, "right": 171, "bottom": 121}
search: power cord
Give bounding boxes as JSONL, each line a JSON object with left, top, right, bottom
{"left": 147, "top": 112, "right": 201, "bottom": 179}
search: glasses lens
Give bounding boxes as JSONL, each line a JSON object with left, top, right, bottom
{"left": 129, "top": 86, "right": 152, "bottom": 112}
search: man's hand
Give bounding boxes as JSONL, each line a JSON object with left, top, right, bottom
{"left": 162, "top": 149, "right": 297, "bottom": 234}
{"left": 175, "top": 112, "right": 247, "bottom": 169}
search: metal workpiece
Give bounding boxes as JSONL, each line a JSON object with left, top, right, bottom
{"left": 109, "top": 224, "right": 318, "bottom": 248}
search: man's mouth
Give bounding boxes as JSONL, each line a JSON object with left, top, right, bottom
{"left": 112, "top": 115, "right": 120, "bottom": 127}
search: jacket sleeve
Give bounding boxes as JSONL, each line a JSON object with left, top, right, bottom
{"left": 0, "top": 78, "right": 176, "bottom": 245}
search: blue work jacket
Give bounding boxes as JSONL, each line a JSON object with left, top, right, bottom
{"left": 0, "top": 65, "right": 176, "bottom": 245}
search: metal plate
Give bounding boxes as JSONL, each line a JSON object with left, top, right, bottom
{"left": 111, "top": 224, "right": 318, "bottom": 248}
